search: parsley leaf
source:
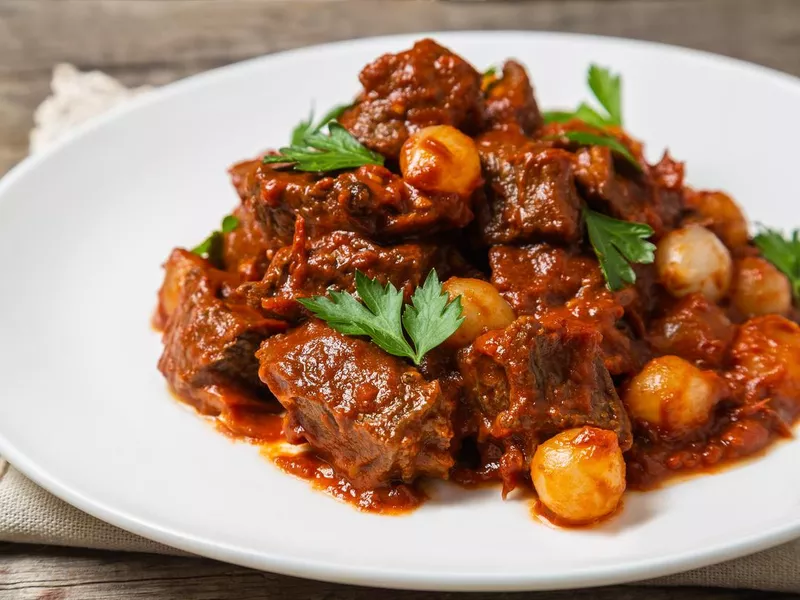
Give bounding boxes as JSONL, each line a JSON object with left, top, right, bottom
{"left": 587, "top": 65, "right": 622, "bottom": 126}
{"left": 574, "top": 103, "right": 612, "bottom": 128}
{"left": 290, "top": 103, "right": 351, "bottom": 146}
{"left": 583, "top": 207, "right": 655, "bottom": 291}
{"left": 297, "top": 270, "right": 463, "bottom": 365}
{"left": 191, "top": 214, "right": 240, "bottom": 265}
{"left": 542, "top": 104, "right": 609, "bottom": 128}
{"left": 542, "top": 64, "right": 623, "bottom": 127}
{"left": 546, "top": 131, "right": 640, "bottom": 170}
{"left": 754, "top": 227, "right": 800, "bottom": 299}
{"left": 221, "top": 214, "right": 239, "bottom": 233}
{"left": 402, "top": 271, "right": 465, "bottom": 364}
{"left": 263, "top": 122, "right": 384, "bottom": 172}
{"left": 541, "top": 110, "right": 577, "bottom": 124}
{"left": 290, "top": 109, "right": 314, "bottom": 147}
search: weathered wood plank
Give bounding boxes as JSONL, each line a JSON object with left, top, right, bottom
{"left": 1, "top": 0, "right": 800, "bottom": 174}
{"left": 0, "top": 543, "right": 786, "bottom": 600}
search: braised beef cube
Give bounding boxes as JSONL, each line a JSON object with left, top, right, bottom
{"left": 250, "top": 163, "right": 473, "bottom": 242}
{"left": 649, "top": 293, "right": 734, "bottom": 368}
{"left": 483, "top": 61, "right": 542, "bottom": 135}
{"left": 257, "top": 320, "right": 455, "bottom": 488}
{"left": 155, "top": 248, "right": 208, "bottom": 330}
{"left": 573, "top": 145, "right": 685, "bottom": 237}
{"left": 221, "top": 200, "right": 280, "bottom": 283}
{"left": 489, "top": 244, "right": 649, "bottom": 375}
{"left": 235, "top": 220, "right": 473, "bottom": 320}
{"left": 458, "top": 317, "right": 632, "bottom": 488}
{"left": 229, "top": 158, "right": 298, "bottom": 248}
{"left": 157, "top": 249, "right": 285, "bottom": 412}
{"left": 475, "top": 130, "right": 582, "bottom": 244}
{"left": 229, "top": 158, "right": 261, "bottom": 202}
{"left": 338, "top": 39, "right": 484, "bottom": 159}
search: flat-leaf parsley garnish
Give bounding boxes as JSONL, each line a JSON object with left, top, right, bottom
{"left": 542, "top": 64, "right": 623, "bottom": 127}
{"left": 264, "top": 121, "right": 384, "bottom": 172}
{"left": 298, "top": 270, "right": 463, "bottom": 365}
{"left": 546, "top": 130, "right": 640, "bottom": 170}
{"left": 290, "top": 103, "right": 351, "bottom": 146}
{"left": 191, "top": 214, "right": 240, "bottom": 265}
{"left": 583, "top": 208, "right": 655, "bottom": 291}
{"left": 753, "top": 227, "right": 800, "bottom": 300}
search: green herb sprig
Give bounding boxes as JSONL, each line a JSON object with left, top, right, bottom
{"left": 541, "top": 65, "right": 639, "bottom": 169}
{"left": 298, "top": 270, "right": 463, "bottom": 365}
{"left": 583, "top": 208, "right": 655, "bottom": 291}
{"left": 191, "top": 214, "right": 240, "bottom": 265}
{"left": 543, "top": 65, "right": 623, "bottom": 127}
{"left": 264, "top": 104, "right": 384, "bottom": 172}
{"left": 754, "top": 227, "right": 800, "bottom": 300}
{"left": 290, "top": 104, "right": 351, "bottom": 146}
{"left": 545, "top": 130, "right": 639, "bottom": 170}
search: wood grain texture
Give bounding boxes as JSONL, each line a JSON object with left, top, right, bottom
{"left": 0, "top": 543, "right": 792, "bottom": 600}
{"left": 1, "top": 0, "right": 800, "bottom": 174}
{"left": 2, "top": 1, "right": 800, "bottom": 598}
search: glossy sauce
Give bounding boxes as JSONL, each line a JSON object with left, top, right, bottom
{"left": 215, "top": 409, "right": 285, "bottom": 443}
{"left": 626, "top": 413, "right": 788, "bottom": 490}
{"left": 271, "top": 451, "right": 426, "bottom": 515}
{"left": 171, "top": 380, "right": 800, "bottom": 523}
{"left": 170, "top": 384, "right": 424, "bottom": 514}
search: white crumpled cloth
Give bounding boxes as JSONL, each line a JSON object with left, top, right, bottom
{"left": 2, "top": 64, "right": 800, "bottom": 591}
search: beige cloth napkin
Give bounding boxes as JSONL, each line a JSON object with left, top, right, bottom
{"left": 2, "top": 64, "right": 800, "bottom": 591}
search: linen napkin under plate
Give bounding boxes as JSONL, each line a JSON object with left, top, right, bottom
{"left": 1, "top": 64, "right": 799, "bottom": 592}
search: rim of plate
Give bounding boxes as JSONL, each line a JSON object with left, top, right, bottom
{"left": 2, "top": 31, "right": 800, "bottom": 591}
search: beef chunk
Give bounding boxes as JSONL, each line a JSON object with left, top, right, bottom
{"left": 483, "top": 60, "right": 542, "bottom": 135}
{"left": 226, "top": 159, "right": 289, "bottom": 281}
{"left": 458, "top": 317, "right": 632, "bottom": 490}
{"left": 235, "top": 220, "right": 473, "bottom": 320}
{"left": 257, "top": 320, "right": 455, "bottom": 487}
{"left": 246, "top": 163, "right": 473, "bottom": 242}
{"left": 221, "top": 201, "right": 279, "bottom": 283}
{"left": 229, "top": 158, "right": 297, "bottom": 250}
{"left": 573, "top": 144, "right": 685, "bottom": 237}
{"left": 475, "top": 130, "right": 582, "bottom": 244}
{"left": 649, "top": 293, "right": 734, "bottom": 369}
{"left": 339, "top": 39, "right": 484, "bottom": 159}
{"left": 727, "top": 316, "right": 800, "bottom": 415}
{"left": 490, "top": 243, "right": 650, "bottom": 375}
{"left": 157, "top": 249, "right": 286, "bottom": 412}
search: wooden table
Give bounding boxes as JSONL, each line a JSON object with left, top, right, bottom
{"left": 1, "top": 1, "right": 799, "bottom": 598}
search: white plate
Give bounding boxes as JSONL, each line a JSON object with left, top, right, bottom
{"left": 1, "top": 32, "right": 799, "bottom": 592}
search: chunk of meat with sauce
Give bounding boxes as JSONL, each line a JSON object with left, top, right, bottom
{"left": 545, "top": 120, "right": 685, "bottom": 237}
{"left": 458, "top": 317, "right": 632, "bottom": 493}
{"left": 483, "top": 60, "right": 542, "bottom": 135}
{"left": 339, "top": 39, "right": 484, "bottom": 159}
{"left": 221, "top": 201, "right": 278, "bottom": 282}
{"left": 247, "top": 163, "right": 473, "bottom": 242}
{"left": 157, "top": 249, "right": 286, "bottom": 414}
{"left": 573, "top": 146, "right": 685, "bottom": 237}
{"left": 229, "top": 158, "right": 295, "bottom": 253}
{"left": 257, "top": 320, "right": 455, "bottom": 488}
{"left": 648, "top": 293, "right": 734, "bottom": 369}
{"left": 475, "top": 130, "right": 582, "bottom": 244}
{"left": 489, "top": 243, "right": 649, "bottom": 374}
{"left": 684, "top": 189, "right": 749, "bottom": 250}
{"left": 234, "top": 219, "right": 473, "bottom": 320}
{"left": 727, "top": 315, "right": 800, "bottom": 425}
